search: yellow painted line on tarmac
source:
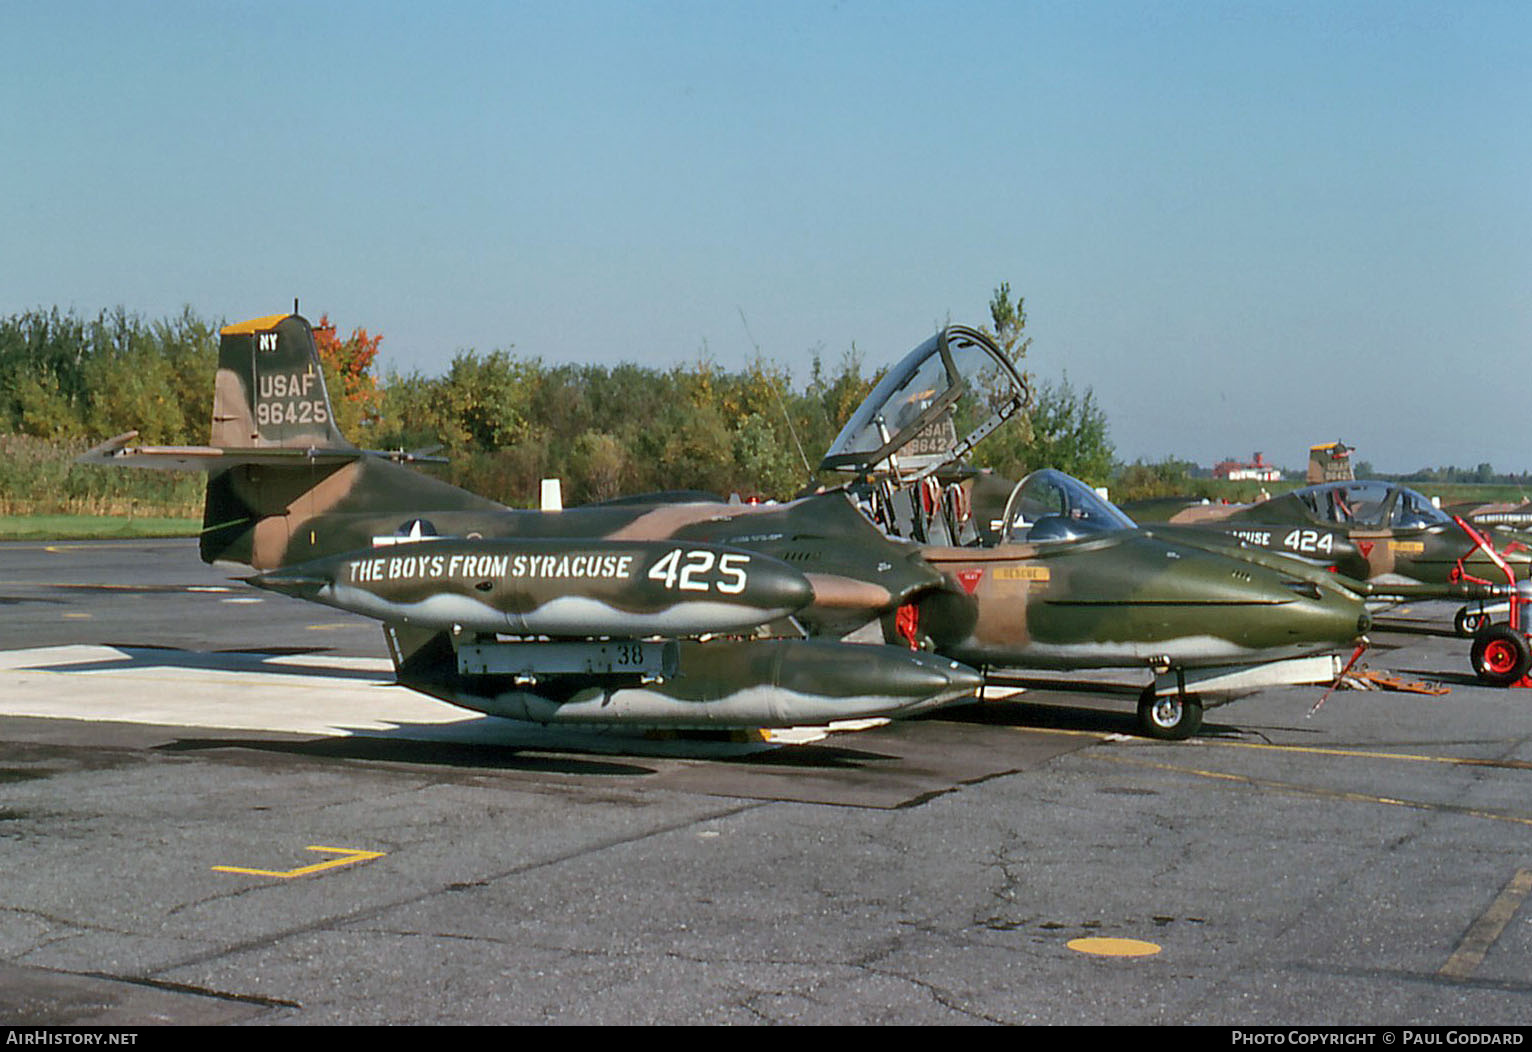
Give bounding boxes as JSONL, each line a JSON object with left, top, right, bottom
{"left": 1096, "top": 752, "right": 1532, "bottom": 829}
{"left": 305, "top": 623, "right": 357, "bottom": 631}
{"left": 1440, "top": 868, "right": 1532, "bottom": 980}
{"left": 1024, "top": 722, "right": 1532, "bottom": 775}
{"left": 1067, "top": 937, "right": 1161, "bottom": 958}
{"left": 213, "top": 845, "right": 384, "bottom": 879}
{"left": 60, "top": 613, "right": 92, "bottom": 620}
{"left": 1007, "top": 726, "right": 1113, "bottom": 741}
{"left": 1196, "top": 737, "right": 1532, "bottom": 773}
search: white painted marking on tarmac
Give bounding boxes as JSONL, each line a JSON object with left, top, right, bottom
{"left": 0, "top": 645, "right": 810, "bottom": 756}
{"left": 0, "top": 644, "right": 468, "bottom": 736}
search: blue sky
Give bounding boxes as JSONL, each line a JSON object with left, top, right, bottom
{"left": 3, "top": 1, "right": 1528, "bottom": 474}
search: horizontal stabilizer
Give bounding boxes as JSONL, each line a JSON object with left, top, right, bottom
{"left": 78, "top": 432, "right": 365, "bottom": 473}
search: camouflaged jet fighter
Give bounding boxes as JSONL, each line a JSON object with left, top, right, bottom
{"left": 82, "top": 313, "right": 1368, "bottom": 739}
{"left": 1147, "top": 481, "right": 1532, "bottom": 625}
{"left": 813, "top": 336, "right": 1368, "bottom": 736}
{"left": 1137, "top": 479, "right": 1532, "bottom": 685}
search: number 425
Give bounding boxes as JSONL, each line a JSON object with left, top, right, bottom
{"left": 648, "top": 549, "right": 750, "bottom": 594}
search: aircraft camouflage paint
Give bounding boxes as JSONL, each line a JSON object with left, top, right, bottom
{"left": 82, "top": 314, "right": 1368, "bottom": 738}
{"left": 1146, "top": 480, "right": 1532, "bottom": 621}
{"left": 1130, "top": 480, "right": 1532, "bottom": 685}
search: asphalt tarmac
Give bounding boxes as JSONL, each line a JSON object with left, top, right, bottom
{"left": 3, "top": 539, "right": 1532, "bottom": 1025}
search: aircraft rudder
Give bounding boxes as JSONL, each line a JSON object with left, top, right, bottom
{"left": 214, "top": 312, "right": 353, "bottom": 451}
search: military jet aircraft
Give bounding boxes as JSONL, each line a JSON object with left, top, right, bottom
{"left": 82, "top": 314, "right": 1368, "bottom": 739}
{"left": 1139, "top": 479, "right": 1532, "bottom": 683}
{"left": 1145, "top": 480, "right": 1532, "bottom": 608}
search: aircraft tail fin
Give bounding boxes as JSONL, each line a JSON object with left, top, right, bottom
{"left": 213, "top": 313, "right": 354, "bottom": 451}
{"left": 82, "top": 310, "right": 504, "bottom": 570}
{"left": 1308, "top": 440, "right": 1355, "bottom": 485}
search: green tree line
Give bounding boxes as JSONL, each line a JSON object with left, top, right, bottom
{"left": 0, "top": 297, "right": 1115, "bottom": 515}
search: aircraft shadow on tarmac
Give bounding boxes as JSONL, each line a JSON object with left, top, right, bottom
{"left": 27, "top": 644, "right": 389, "bottom": 682}
{"left": 930, "top": 695, "right": 1252, "bottom": 740}
{"left": 154, "top": 733, "right": 662, "bottom": 777}
{"left": 17, "top": 643, "right": 955, "bottom": 774}
{"left": 155, "top": 719, "right": 909, "bottom": 772}
{"left": 1394, "top": 666, "right": 1484, "bottom": 687}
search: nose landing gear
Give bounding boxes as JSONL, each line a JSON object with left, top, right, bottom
{"left": 1137, "top": 684, "right": 1203, "bottom": 740}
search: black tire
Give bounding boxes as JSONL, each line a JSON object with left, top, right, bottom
{"left": 1471, "top": 624, "right": 1532, "bottom": 687}
{"left": 1138, "top": 685, "right": 1203, "bottom": 740}
{"left": 1455, "top": 607, "right": 1486, "bottom": 638}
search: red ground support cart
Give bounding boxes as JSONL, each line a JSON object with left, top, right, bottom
{"left": 1452, "top": 515, "right": 1532, "bottom": 687}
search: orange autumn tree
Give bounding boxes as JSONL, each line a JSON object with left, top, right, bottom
{"left": 311, "top": 314, "right": 383, "bottom": 438}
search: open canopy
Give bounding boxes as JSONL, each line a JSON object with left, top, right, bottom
{"left": 819, "top": 325, "right": 1027, "bottom": 482}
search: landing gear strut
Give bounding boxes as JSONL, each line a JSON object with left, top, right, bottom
{"left": 1137, "top": 684, "right": 1203, "bottom": 740}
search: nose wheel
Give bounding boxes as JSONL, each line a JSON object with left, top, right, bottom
{"left": 1455, "top": 606, "right": 1488, "bottom": 638}
{"left": 1138, "top": 685, "right": 1203, "bottom": 740}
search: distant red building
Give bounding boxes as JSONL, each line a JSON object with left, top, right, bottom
{"left": 1213, "top": 452, "right": 1282, "bottom": 482}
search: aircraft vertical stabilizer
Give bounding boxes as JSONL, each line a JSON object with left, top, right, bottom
{"left": 1308, "top": 440, "right": 1355, "bottom": 484}
{"left": 213, "top": 314, "right": 354, "bottom": 451}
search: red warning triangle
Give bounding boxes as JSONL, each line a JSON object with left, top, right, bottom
{"left": 956, "top": 569, "right": 984, "bottom": 595}
{"left": 1357, "top": 541, "right": 1374, "bottom": 558}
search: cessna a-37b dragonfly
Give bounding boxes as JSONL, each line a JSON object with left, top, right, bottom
{"left": 1144, "top": 480, "right": 1532, "bottom": 684}
{"left": 83, "top": 314, "right": 1368, "bottom": 739}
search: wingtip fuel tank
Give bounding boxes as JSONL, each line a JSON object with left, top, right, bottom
{"left": 389, "top": 629, "right": 983, "bottom": 728}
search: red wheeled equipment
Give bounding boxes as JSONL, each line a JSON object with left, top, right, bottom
{"left": 1452, "top": 516, "right": 1532, "bottom": 687}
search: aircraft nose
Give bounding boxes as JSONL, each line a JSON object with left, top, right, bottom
{"left": 1142, "top": 539, "right": 1371, "bottom": 651}
{"left": 1272, "top": 575, "right": 1371, "bottom": 646}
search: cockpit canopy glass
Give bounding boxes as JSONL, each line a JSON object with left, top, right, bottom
{"left": 1001, "top": 469, "right": 1137, "bottom": 544}
{"left": 1389, "top": 487, "right": 1451, "bottom": 529}
{"left": 820, "top": 325, "right": 1027, "bottom": 481}
{"left": 1292, "top": 480, "right": 1450, "bottom": 529}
